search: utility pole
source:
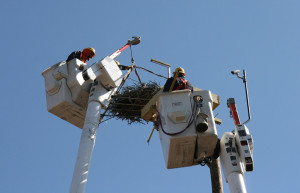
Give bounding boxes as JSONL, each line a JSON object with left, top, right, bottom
{"left": 208, "top": 158, "right": 224, "bottom": 193}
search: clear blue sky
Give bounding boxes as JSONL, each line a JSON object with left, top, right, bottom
{"left": 1, "top": 0, "right": 299, "bottom": 193}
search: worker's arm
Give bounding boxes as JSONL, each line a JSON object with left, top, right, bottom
{"left": 163, "top": 77, "right": 174, "bottom": 92}
{"left": 66, "top": 51, "right": 81, "bottom": 62}
{"left": 186, "top": 81, "right": 194, "bottom": 92}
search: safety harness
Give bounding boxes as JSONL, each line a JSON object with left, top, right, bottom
{"left": 174, "top": 77, "right": 187, "bottom": 90}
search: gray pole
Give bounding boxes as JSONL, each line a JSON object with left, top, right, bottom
{"left": 242, "top": 69, "right": 251, "bottom": 125}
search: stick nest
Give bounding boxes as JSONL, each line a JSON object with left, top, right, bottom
{"left": 107, "top": 81, "right": 162, "bottom": 124}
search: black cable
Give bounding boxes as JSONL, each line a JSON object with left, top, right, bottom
{"left": 157, "top": 100, "right": 197, "bottom": 136}
{"left": 135, "top": 66, "right": 168, "bottom": 79}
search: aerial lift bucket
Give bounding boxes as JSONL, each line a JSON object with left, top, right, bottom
{"left": 157, "top": 89, "right": 218, "bottom": 169}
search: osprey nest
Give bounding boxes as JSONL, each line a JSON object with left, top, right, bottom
{"left": 106, "top": 81, "right": 162, "bottom": 124}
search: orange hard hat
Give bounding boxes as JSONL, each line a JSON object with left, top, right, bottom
{"left": 83, "top": 47, "right": 96, "bottom": 57}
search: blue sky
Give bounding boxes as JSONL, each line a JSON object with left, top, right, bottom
{"left": 1, "top": 0, "right": 300, "bottom": 193}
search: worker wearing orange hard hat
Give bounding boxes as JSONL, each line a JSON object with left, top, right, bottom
{"left": 163, "top": 67, "right": 194, "bottom": 92}
{"left": 66, "top": 47, "right": 96, "bottom": 64}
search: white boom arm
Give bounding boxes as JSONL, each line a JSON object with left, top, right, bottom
{"left": 219, "top": 98, "right": 254, "bottom": 193}
{"left": 42, "top": 37, "right": 140, "bottom": 193}
{"left": 69, "top": 80, "right": 119, "bottom": 193}
{"left": 220, "top": 132, "right": 247, "bottom": 193}
{"left": 69, "top": 38, "right": 140, "bottom": 193}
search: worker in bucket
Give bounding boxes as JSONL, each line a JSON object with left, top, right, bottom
{"left": 66, "top": 47, "right": 96, "bottom": 64}
{"left": 163, "top": 67, "right": 194, "bottom": 92}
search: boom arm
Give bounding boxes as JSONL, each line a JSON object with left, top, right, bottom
{"left": 227, "top": 98, "right": 241, "bottom": 126}
{"left": 77, "top": 37, "right": 141, "bottom": 90}
{"left": 109, "top": 36, "right": 141, "bottom": 59}
{"left": 227, "top": 98, "right": 254, "bottom": 171}
{"left": 220, "top": 99, "right": 254, "bottom": 193}
{"left": 69, "top": 37, "right": 141, "bottom": 193}
{"left": 219, "top": 70, "right": 254, "bottom": 193}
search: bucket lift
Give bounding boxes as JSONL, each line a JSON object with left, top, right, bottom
{"left": 220, "top": 69, "right": 254, "bottom": 193}
{"left": 42, "top": 37, "right": 141, "bottom": 193}
{"left": 42, "top": 56, "right": 122, "bottom": 128}
{"left": 42, "top": 37, "right": 140, "bottom": 128}
{"left": 140, "top": 84, "right": 220, "bottom": 169}
{"left": 157, "top": 89, "right": 219, "bottom": 169}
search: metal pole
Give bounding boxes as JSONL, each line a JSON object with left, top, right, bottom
{"left": 231, "top": 69, "right": 251, "bottom": 125}
{"left": 69, "top": 81, "right": 104, "bottom": 193}
{"left": 208, "top": 158, "right": 224, "bottom": 193}
{"left": 150, "top": 58, "right": 171, "bottom": 78}
{"left": 242, "top": 70, "right": 251, "bottom": 125}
